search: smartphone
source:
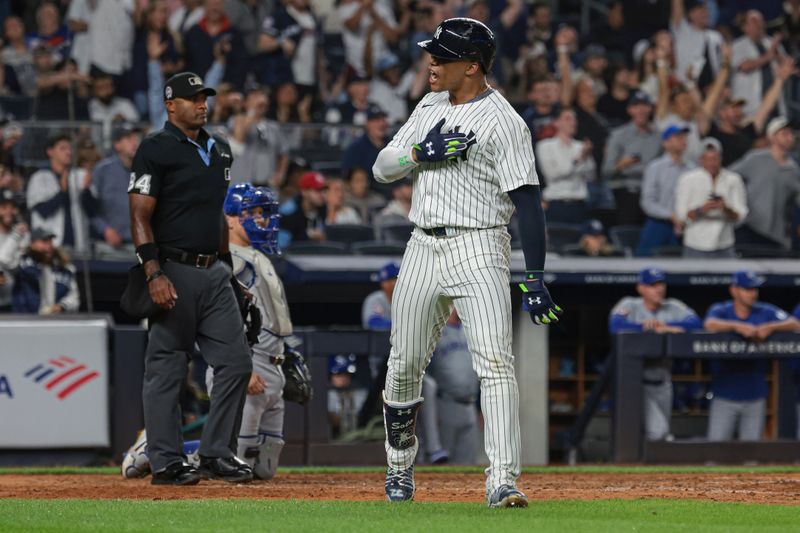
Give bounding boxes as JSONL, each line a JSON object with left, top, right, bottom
{"left": 709, "top": 194, "right": 721, "bottom": 201}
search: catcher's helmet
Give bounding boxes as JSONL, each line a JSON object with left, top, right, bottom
{"left": 418, "top": 17, "right": 496, "bottom": 73}
{"left": 223, "top": 183, "right": 253, "bottom": 216}
{"left": 240, "top": 186, "right": 281, "bottom": 255}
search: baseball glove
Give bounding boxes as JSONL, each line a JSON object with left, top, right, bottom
{"left": 282, "top": 346, "right": 313, "bottom": 404}
{"left": 244, "top": 303, "right": 262, "bottom": 346}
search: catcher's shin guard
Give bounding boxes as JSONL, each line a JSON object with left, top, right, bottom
{"left": 254, "top": 435, "right": 284, "bottom": 480}
{"left": 383, "top": 392, "right": 424, "bottom": 450}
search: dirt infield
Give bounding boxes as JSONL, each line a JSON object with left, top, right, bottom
{"left": 2, "top": 472, "right": 800, "bottom": 504}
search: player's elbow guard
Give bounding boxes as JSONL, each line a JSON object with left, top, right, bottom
{"left": 373, "top": 146, "right": 418, "bottom": 183}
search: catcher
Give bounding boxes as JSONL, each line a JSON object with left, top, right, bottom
{"left": 123, "top": 183, "right": 312, "bottom": 480}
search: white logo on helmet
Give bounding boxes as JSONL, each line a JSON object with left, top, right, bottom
{"left": 189, "top": 76, "right": 202, "bottom": 86}
{"left": 434, "top": 26, "right": 442, "bottom": 39}
{"left": 165, "top": 86, "right": 172, "bottom": 99}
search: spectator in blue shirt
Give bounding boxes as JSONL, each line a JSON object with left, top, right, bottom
{"left": 341, "top": 105, "right": 390, "bottom": 198}
{"left": 83, "top": 124, "right": 141, "bottom": 256}
{"left": 703, "top": 270, "right": 799, "bottom": 441}
{"left": 609, "top": 267, "right": 702, "bottom": 440}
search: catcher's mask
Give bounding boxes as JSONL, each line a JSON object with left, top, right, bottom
{"left": 225, "top": 183, "right": 281, "bottom": 255}
{"left": 240, "top": 186, "right": 280, "bottom": 255}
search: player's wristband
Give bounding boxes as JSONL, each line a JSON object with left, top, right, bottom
{"left": 146, "top": 269, "right": 164, "bottom": 283}
{"left": 525, "top": 270, "right": 544, "bottom": 281}
{"left": 136, "top": 242, "right": 159, "bottom": 264}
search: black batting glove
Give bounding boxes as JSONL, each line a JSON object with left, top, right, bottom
{"left": 520, "top": 275, "right": 563, "bottom": 325}
{"left": 414, "top": 118, "right": 469, "bottom": 163}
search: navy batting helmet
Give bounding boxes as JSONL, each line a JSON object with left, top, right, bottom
{"left": 418, "top": 18, "right": 496, "bottom": 73}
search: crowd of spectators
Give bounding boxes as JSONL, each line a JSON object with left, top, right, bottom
{"left": 0, "top": 0, "right": 798, "bottom": 271}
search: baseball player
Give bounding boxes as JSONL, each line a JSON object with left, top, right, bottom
{"left": 372, "top": 18, "right": 561, "bottom": 508}
{"left": 218, "top": 183, "right": 291, "bottom": 480}
{"left": 123, "top": 183, "right": 294, "bottom": 481}
{"left": 609, "top": 267, "right": 702, "bottom": 440}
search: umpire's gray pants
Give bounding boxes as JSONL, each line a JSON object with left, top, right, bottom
{"left": 707, "top": 397, "right": 766, "bottom": 441}
{"left": 643, "top": 381, "right": 672, "bottom": 440}
{"left": 143, "top": 260, "right": 252, "bottom": 472}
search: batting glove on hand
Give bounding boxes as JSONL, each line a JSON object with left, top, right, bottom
{"left": 414, "top": 118, "right": 469, "bottom": 163}
{"left": 520, "top": 278, "right": 563, "bottom": 325}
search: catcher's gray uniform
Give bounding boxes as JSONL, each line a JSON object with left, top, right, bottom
{"left": 206, "top": 242, "right": 291, "bottom": 479}
{"left": 609, "top": 296, "right": 702, "bottom": 440}
{"left": 427, "top": 321, "right": 480, "bottom": 464}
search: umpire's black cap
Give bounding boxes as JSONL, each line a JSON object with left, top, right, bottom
{"left": 163, "top": 72, "right": 217, "bottom": 101}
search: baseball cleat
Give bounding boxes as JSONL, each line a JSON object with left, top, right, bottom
{"left": 197, "top": 455, "right": 254, "bottom": 483}
{"left": 487, "top": 485, "right": 528, "bottom": 508}
{"left": 385, "top": 466, "right": 415, "bottom": 502}
{"left": 151, "top": 462, "right": 201, "bottom": 486}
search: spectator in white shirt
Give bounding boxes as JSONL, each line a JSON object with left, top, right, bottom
{"left": 669, "top": 0, "right": 722, "bottom": 87}
{"left": 324, "top": 177, "right": 363, "bottom": 225}
{"left": 731, "top": 10, "right": 786, "bottom": 119}
{"left": 88, "top": 73, "right": 140, "bottom": 149}
{"left": 368, "top": 54, "right": 413, "bottom": 124}
{"left": 535, "top": 107, "right": 596, "bottom": 224}
{"left": 67, "top": 0, "right": 136, "bottom": 76}
{"left": 337, "top": 0, "right": 398, "bottom": 76}
{"left": 674, "top": 138, "right": 748, "bottom": 258}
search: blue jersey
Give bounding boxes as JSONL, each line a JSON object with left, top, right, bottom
{"left": 705, "top": 301, "right": 790, "bottom": 401}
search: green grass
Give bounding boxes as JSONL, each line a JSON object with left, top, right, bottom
{"left": 0, "top": 499, "right": 798, "bottom": 533}
{"left": 4, "top": 465, "right": 800, "bottom": 476}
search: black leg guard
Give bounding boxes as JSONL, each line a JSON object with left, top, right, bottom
{"left": 383, "top": 393, "right": 424, "bottom": 450}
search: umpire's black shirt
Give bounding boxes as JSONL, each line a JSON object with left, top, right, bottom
{"left": 129, "top": 121, "right": 233, "bottom": 253}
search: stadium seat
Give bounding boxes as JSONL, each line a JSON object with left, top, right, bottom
{"left": 608, "top": 225, "right": 642, "bottom": 251}
{"left": 652, "top": 245, "right": 683, "bottom": 257}
{"left": 377, "top": 222, "right": 414, "bottom": 243}
{"left": 561, "top": 244, "right": 626, "bottom": 257}
{"left": 546, "top": 223, "right": 583, "bottom": 253}
{"left": 325, "top": 224, "right": 377, "bottom": 245}
{"left": 735, "top": 244, "right": 799, "bottom": 259}
{"left": 351, "top": 241, "right": 406, "bottom": 256}
{"left": 284, "top": 241, "right": 349, "bottom": 255}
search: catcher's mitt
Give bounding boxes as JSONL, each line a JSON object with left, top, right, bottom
{"left": 244, "top": 303, "right": 262, "bottom": 346}
{"left": 282, "top": 346, "right": 313, "bottom": 404}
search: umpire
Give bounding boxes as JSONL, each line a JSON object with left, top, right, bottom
{"left": 128, "top": 72, "right": 253, "bottom": 485}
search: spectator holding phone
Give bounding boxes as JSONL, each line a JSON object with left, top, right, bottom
{"left": 674, "top": 138, "right": 748, "bottom": 258}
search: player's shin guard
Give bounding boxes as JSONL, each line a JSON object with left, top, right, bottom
{"left": 237, "top": 435, "right": 260, "bottom": 469}
{"left": 383, "top": 393, "right": 424, "bottom": 450}
{"left": 254, "top": 435, "right": 284, "bottom": 480}
{"left": 383, "top": 392, "right": 424, "bottom": 471}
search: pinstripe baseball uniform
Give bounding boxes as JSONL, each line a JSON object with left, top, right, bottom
{"left": 373, "top": 87, "right": 537, "bottom": 495}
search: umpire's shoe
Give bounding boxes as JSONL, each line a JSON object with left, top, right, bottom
{"left": 385, "top": 466, "right": 415, "bottom": 502}
{"left": 487, "top": 485, "right": 528, "bottom": 508}
{"left": 197, "top": 455, "right": 254, "bottom": 483}
{"left": 151, "top": 462, "right": 201, "bottom": 486}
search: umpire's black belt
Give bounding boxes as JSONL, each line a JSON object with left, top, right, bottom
{"left": 160, "top": 246, "right": 218, "bottom": 268}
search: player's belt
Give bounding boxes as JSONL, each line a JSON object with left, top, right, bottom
{"left": 269, "top": 354, "right": 285, "bottom": 366}
{"left": 419, "top": 226, "right": 468, "bottom": 238}
{"left": 160, "top": 246, "right": 218, "bottom": 268}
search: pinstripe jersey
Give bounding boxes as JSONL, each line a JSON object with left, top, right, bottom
{"left": 388, "top": 89, "right": 538, "bottom": 228}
